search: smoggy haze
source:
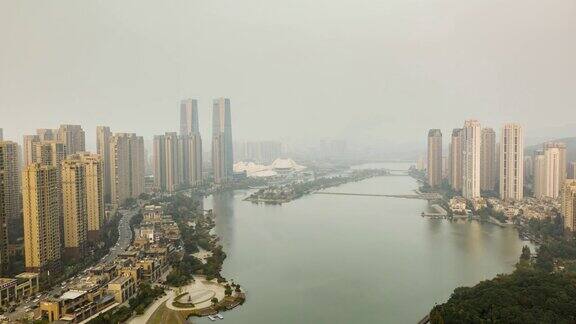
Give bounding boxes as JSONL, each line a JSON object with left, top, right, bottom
{"left": 1, "top": 0, "right": 576, "bottom": 152}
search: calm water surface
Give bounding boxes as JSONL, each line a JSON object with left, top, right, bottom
{"left": 198, "top": 163, "right": 530, "bottom": 324}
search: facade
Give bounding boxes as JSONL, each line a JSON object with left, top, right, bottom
{"left": 480, "top": 128, "right": 496, "bottom": 192}
{"left": 449, "top": 128, "right": 463, "bottom": 192}
{"left": 462, "top": 120, "right": 481, "bottom": 199}
{"left": 22, "top": 164, "right": 62, "bottom": 275}
{"left": 212, "top": 98, "right": 233, "bottom": 184}
{"left": 110, "top": 133, "right": 145, "bottom": 207}
{"left": 562, "top": 180, "right": 576, "bottom": 231}
{"left": 96, "top": 126, "right": 112, "bottom": 204}
{"left": 0, "top": 141, "right": 20, "bottom": 275}
{"left": 499, "top": 124, "right": 524, "bottom": 201}
{"left": 427, "top": 129, "right": 442, "bottom": 188}
{"left": 57, "top": 125, "right": 85, "bottom": 156}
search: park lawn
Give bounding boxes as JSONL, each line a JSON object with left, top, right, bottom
{"left": 147, "top": 302, "right": 189, "bottom": 324}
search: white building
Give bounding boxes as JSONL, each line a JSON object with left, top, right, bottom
{"left": 462, "top": 120, "right": 481, "bottom": 199}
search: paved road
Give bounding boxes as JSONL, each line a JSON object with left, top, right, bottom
{"left": 101, "top": 208, "right": 138, "bottom": 264}
{"left": 5, "top": 207, "right": 138, "bottom": 321}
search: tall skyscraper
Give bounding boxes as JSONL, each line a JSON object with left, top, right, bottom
{"left": 180, "top": 99, "right": 200, "bottom": 136}
{"left": 153, "top": 135, "right": 167, "bottom": 191}
{"left": 57, "top": 125, "right": 85, "bottom": 156}
{"left": 0, "top": 141, "right": 20, "bottom": 274}
{"left": 61, "top": 157, "right": 89, "bottom": 261}
{"left": 500, "top": 124, "right": 524, "bottom": 201}
{"left": 96, "top": 126, "right": 112, "bottom": 204}
{"left": 562, "top": 180, "right": 576, "bottom": 231}
{"left": 427, "top": 129, "right": 442, "bottom": 188}
{"left": 212, "top": 98, "right": 233, "bottom": 184}
{"left": 533, "top": 151, "right": 546, "bottom": 199}
{"left": 178, "top": 100, "right": 203, "bottom": 187}
{"left": 480, "top": 128, "right": 496, "bottom": 192}
{"left": 449, "top": 128, "right": 463, "bottom": 192}
{"left": 462, "top": 120, "right": 481, "bottom": 199}
{"left": 22, "top": 164, "right": 62, "bottom": 275}
{"left": 110, "top": 133, "right": 144, "bottom": 206}
{"left": 0, "top": 129, "right": 3, "bottom": 141}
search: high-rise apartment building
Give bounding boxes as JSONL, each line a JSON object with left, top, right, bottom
{"left": 96, "top": 126, "right": 112, "bottom": 204}
{"left": 462, "top": 120, "right": 481, "bottom": 199}
{"left": 500, "top": 124, "right": 524, "bottom": 201}
{"left": 37, "top": 129, "right": 58, "bottom": 141}
{"left": 0, "top": 129, "right": 3, "bottom": 141}
{"left": 0, "top": 141, "right": 20, "bottom": 274}
{"left": 57, "top": 125, "right": 85, "bottom": 156}
{"left": 533, "top": 151, "right": 546, "bottom": 199}
{"left": 34, "top": 141, "right": 66, "bottom": 167}
{"left": 22, "top": 135, "right": 40, "bottom": 166}
{"left": 61, "top": 158, "right": 89, "bottom": 261}
{"left": 449, "top": 128, "right": 463, "bottom": 192}
{"left": 110, "top": 133, "right": 144, "bottom": 207}
{"left": 540, "top": 143, "right": 567, "bottom": 199}
{"left": 212, "top": 98, "right": 233, "bottom": 184}
{"left": 562, "top": 180, "right": 576, "bottom": 231}
{"left": 480, "top": 128, "right": 496, "bottom": 192}
{"left": 427, "top": 129, "right": 442, "bottom": 188}
{"left": 22, "top": 164, "right": 62, "bottom": 275}
{"left": 155, "top": 133, "right": 180, "bottom": 192}
{"left": 62, "top": 153, "right": 104, "bottom": 247}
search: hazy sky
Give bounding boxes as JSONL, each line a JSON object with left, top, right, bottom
{"left": 1, "top": 0, "right": 575, "bottom": 152}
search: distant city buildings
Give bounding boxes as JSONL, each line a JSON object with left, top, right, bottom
{"left": 153, "top": 99, "right": 204, "bottom": 192}
{"left": 212, "top": 98, "right": 233, "bottom": 184}
{"left": 235, "top": 141, "right": 283, "bottom": 164}
{"left": 462, "top": 120, "right": 481, "bottom": 199}
{"left": 536, "top": 143, "right": 567, "bottom": 199}
{"left": 427, "top": 129, "right": 442, "bottom": 188}
{"left": 480, "top": 128, "right": 496, "bottom": 192}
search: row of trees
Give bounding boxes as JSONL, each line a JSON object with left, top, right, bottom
{"left": 430, "top": 216, "right": 576, "bottom": 323}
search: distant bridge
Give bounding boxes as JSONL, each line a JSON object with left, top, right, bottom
{"left": 313, "top": 191, "right": 442, "bottom": 200}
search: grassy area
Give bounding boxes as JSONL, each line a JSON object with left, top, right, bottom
{"left": 147, "top": 302, "right": 188, "bottom": 324}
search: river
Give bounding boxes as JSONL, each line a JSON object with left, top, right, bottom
{"left": 198, "top": 163, "right": 531, "bottom": 323}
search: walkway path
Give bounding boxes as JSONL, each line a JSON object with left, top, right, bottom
{"left": 128, "top": 290, "right": 175, "bottom": 324}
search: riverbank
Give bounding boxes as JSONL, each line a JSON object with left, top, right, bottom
{"left": 202, "top": 165, "right": 527, "bottom": 324}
